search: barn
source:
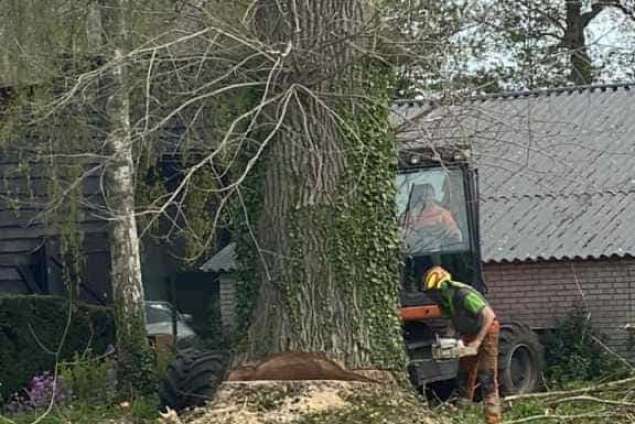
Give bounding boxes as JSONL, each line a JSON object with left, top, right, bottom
{"left": 395, "top": 83, "right": 635, "bottom": 360}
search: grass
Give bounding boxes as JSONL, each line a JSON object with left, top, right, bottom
{"left": 439, "top": 399, "right": 545, "bottom": 424}
{"left": 440, "top": 379, "right": 635, "bottom": 424}
{"left": 0, "top": 398, "right": 159, "bottom": 424}
{"left": 3, "top": 378, "right": 633, "bottom": 424}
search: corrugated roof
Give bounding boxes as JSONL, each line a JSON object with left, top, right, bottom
{"left": 200, "top": 243, "right": 236, "bottom": 273}
{"left": 395, "top": 83, "right": 635, "bottom": 263}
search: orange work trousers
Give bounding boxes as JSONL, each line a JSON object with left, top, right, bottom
{"left": 459, "top": 320, "right": 501, "bottom": 424}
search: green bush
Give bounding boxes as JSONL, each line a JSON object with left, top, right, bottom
{"left": 543, "top": 305, "right": 627, "bottom": 386}
{"left": 0, "top": 295, "right": 115, "bottom": 404}
{"left": 195, "top": 295, "right": 227, "bottom": 351}
{"left": 59, "top": 352, "right": 116, "bottom": 404}
{"left": 154, "top": 347, "right": 175, "bottom": 382}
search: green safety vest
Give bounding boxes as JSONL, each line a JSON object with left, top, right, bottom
{"left": 438, "top": 280, "right": 488, "bottom": 336}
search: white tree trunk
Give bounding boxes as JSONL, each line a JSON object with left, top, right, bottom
{"left": 107, "top": 45, "right": 145, "bottom": 336}
{"left": 103, "top": 0, "right": 154, "bottom": 395}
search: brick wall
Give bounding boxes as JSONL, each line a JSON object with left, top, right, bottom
{"left": 484, "top": 258, "right": 635, "bottom": 360}
{"left": 218, "top": 274, "right": 236, "bottom": 336}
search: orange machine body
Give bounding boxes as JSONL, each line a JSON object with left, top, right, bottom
{"left": 400, "top": 304, "right": 443, "bottom": 321}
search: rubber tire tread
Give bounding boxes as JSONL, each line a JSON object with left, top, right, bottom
{"left": 160, "top": 348, "right": 228, "bottom": 411}
{"left": 498, "top": 322, "right": 544, "bottom": 396}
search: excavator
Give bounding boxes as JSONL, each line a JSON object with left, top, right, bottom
{"left": 396, "top": 141, "right": 543, "bottom": 397}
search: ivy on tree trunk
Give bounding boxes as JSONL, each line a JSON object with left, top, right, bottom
{"left": 235, "top": 0, "right": 405, "bottom": 370}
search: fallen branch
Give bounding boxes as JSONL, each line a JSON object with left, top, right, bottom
{"left": 550, "top": 395, "right": 635, "bottom": 408}
{"left": 504, "top": 410, "right": 619, "bottom": 423}
{"left": 591, "top": 335, "right": 634, "bottom": 372}
{"left": 504, "top": 375, "right": 635, "bottom": 402}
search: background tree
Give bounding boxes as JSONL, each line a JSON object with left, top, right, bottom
{"left": 100, "top": 0, "right": 155, "bottom": 395}
{"left": 0, "top": 0, "right": 181, "bottom": 396}
{"left": 395, "top": 0, "right": 635, "bottom": 93}
{"left": 479, "top": 0, "right": 635, "bottom": 87}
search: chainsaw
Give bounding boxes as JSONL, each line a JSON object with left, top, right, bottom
{"left": 431, "top": 335, "right": 478, "bottom": 360}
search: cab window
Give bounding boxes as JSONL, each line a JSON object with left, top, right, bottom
{"left": 396, "top": 168, "right": 469, "bottom": 255}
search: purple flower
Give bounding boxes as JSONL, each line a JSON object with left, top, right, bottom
{"left": 4, "top": 372, "right": 69, "bottom": 415}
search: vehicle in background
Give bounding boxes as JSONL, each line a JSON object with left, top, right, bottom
{"left": 144, "top": 300, "right": 196, "bottom": 342}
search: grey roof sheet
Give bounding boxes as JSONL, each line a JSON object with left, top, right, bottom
{"left": 395, "top": 84, "right": 635, "bottom": 262}
{"left": 200, "top": 243, "right": 236, "bottom": 273}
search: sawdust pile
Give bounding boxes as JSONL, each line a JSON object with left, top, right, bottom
{"left": 160, "top": 381, "right": 449, "bottom": 424}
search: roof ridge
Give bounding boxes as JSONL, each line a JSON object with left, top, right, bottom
{"left": 393, "top": 82, "right": 634, "bottom": 108}
{"left": 486, "top": 253, "right": 635, "bottom": 264}
{"left": 484, "top": 189, "right": 635, "bottom": 201}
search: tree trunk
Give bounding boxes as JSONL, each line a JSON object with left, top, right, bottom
{"left": 241, "top": 0, "right": 404, "bottom": 370}
{"left": 102, "top": 0, "right": 154, "bottom": 396}
{"left": 565, "top": 1, "right": 592, "bottom": 85}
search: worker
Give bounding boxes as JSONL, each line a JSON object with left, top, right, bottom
{"left": 401, "top": 183, "right": 462, "bottom": 253}
{"left": 423, "top": 266, "right": 502, "bottom": 424}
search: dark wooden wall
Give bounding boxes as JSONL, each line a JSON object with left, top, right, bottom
{"left": 0, "top": 156, "right": 111, "bottom": 304}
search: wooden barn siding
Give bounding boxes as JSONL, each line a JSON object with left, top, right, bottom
{"left": 0, "top": 158, "right": 111, "bottom": 302}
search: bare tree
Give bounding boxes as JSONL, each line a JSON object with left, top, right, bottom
{"left": 101, "top": 0, "right": 154, "bottom": 394}
{"left": 470, "top": 0, "right": 635, "bottom": 89}
{"left": 562, "top": 0, "right": 635, "bottom": 84}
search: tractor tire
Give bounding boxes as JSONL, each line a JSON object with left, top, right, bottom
{"left": 498, "top": 322, "right": 544, "bottom": 396}
{"left": 160, "top": 349, "right": 228, "bottom": 411}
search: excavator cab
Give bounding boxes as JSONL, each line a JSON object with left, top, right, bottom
{"left": 396, "top": 163, "right": 485, "bottom": 296}
{"left": 396, "top": 151, "right": 543, "bottom": 397}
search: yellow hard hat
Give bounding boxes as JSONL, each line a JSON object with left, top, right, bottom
{"left": 423, "top": 266, "right": 451, "bottom": 290}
